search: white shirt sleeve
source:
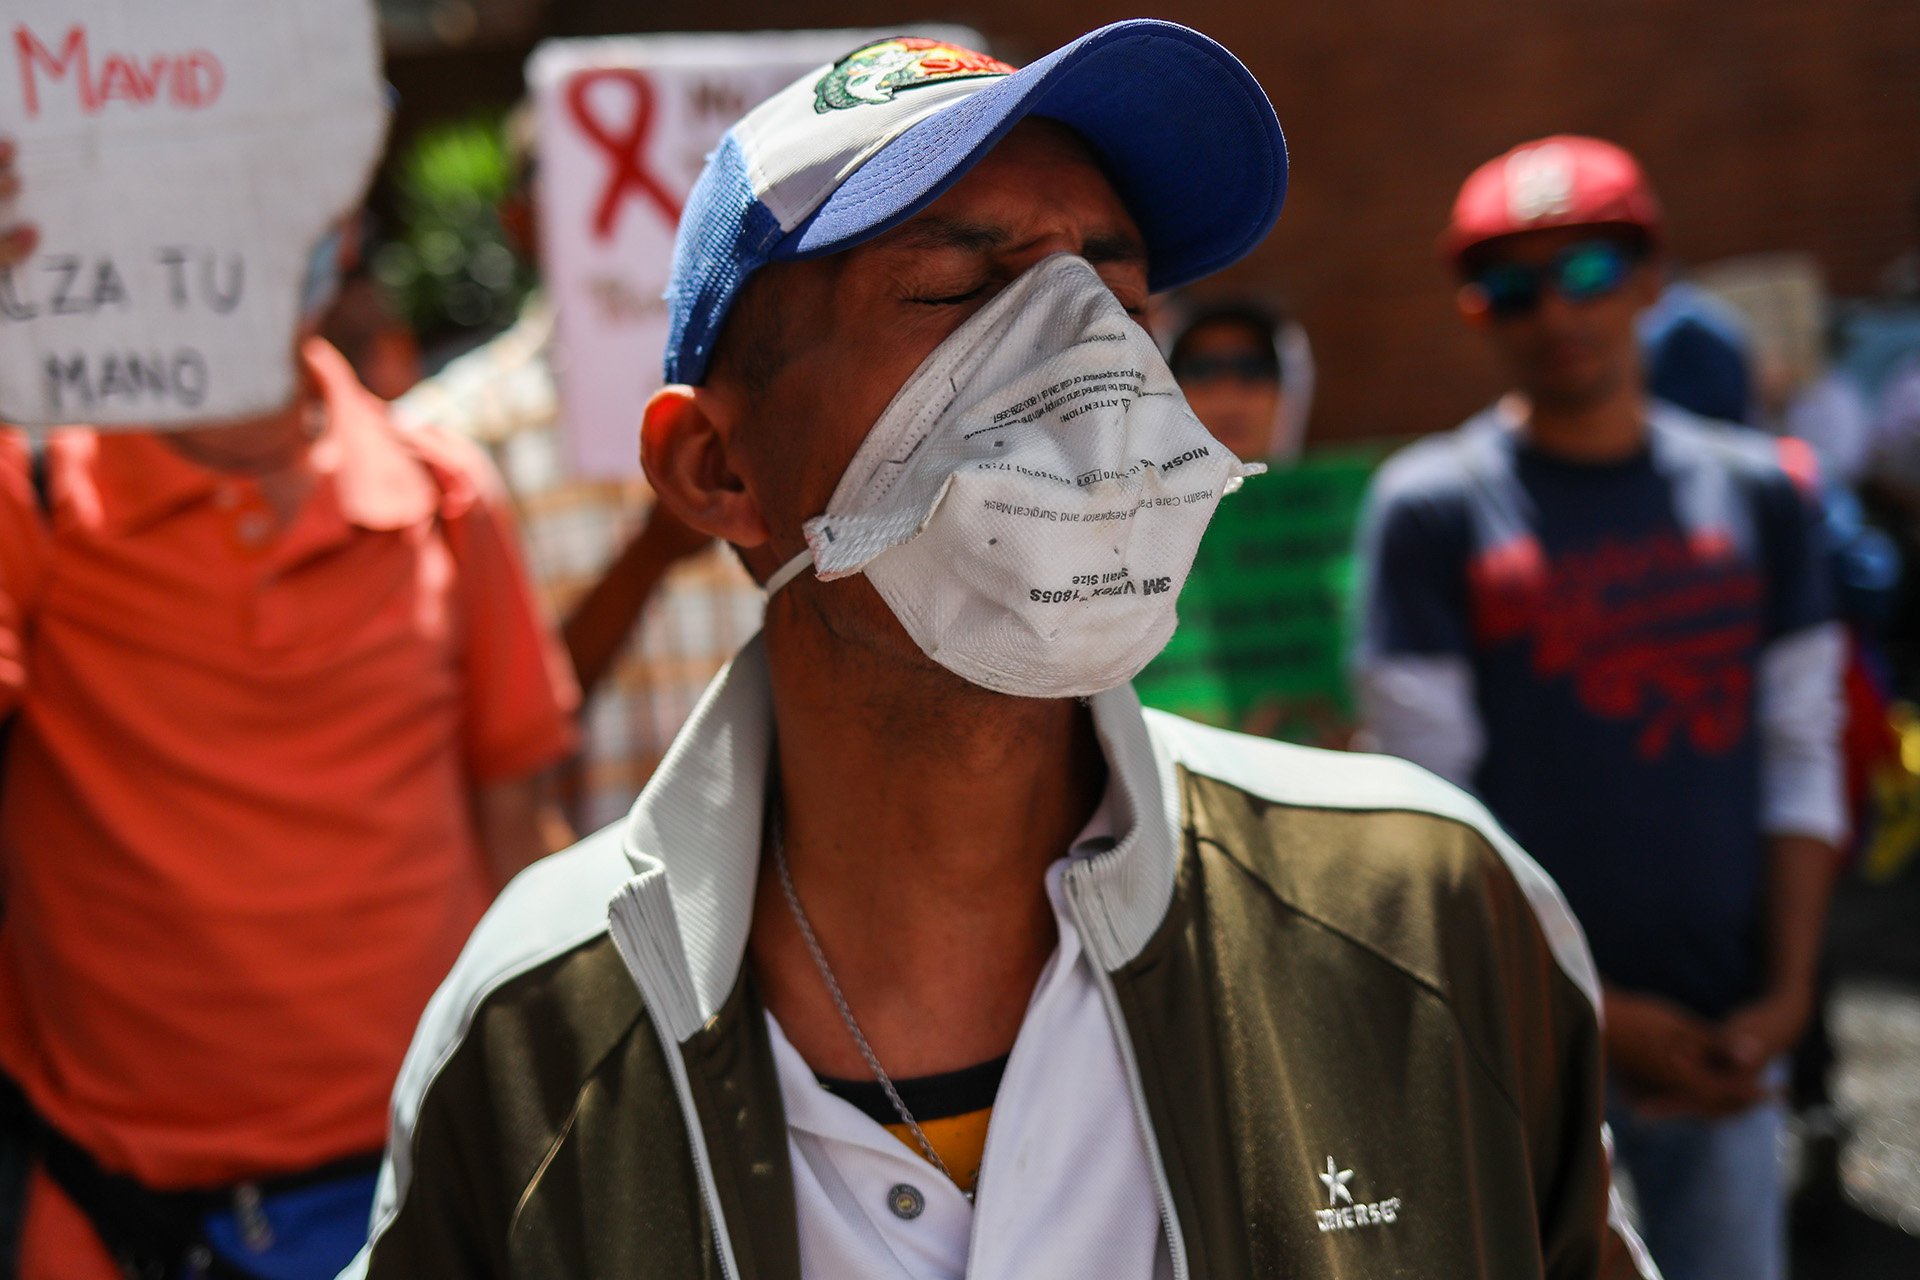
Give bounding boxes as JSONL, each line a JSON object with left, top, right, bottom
{"left": 1354, "top": 653, "right": 1485, "bottom": 789}
{"left": 1757, "top": 621, "right": 1848, "bottom": 845}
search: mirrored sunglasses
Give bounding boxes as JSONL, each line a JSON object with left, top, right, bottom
{"left": 1470, "top": 239, "right": 1641, "bottom": 319}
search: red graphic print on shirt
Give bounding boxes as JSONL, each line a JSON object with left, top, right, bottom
{"left": 1469, "top": 528, "right": 1762, "bottom": 760}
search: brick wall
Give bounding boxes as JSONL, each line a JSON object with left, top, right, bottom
{"left": 545, "top": 0, "right": 1920, "bottom": 441}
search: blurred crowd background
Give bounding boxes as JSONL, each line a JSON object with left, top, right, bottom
{"left": 367, "top": 0, "right": 1920, "bottom": 444}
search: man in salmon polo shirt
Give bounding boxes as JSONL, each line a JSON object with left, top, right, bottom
{"left": 0, "top": 137, "right": 579, "bottom": 1279}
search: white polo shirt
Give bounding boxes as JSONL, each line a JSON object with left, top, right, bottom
{"left": 766, "top": 799, "right": 1172, "bottom": 1280}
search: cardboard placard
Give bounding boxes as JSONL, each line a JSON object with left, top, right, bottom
{"left": 0, "top": 0, "right": 389, "bottom": 428}
{"left": 1691, "top": 251, "right": 1829, "bottom": 398}
{"left": 1134, "top": 448, "right": 1387, "bottom": 747}
{"left": 527, "top": 27, "right": 978, "bottom": 478}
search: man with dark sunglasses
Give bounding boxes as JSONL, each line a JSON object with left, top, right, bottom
{"left": 1167, "top": 300, "right": 1309, "bottom": 461}
{"left": 1355, "top": 136, "right": 1845, "bottom": 1280}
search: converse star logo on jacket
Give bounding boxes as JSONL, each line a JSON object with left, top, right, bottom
{"left": 1315, "top": 1156, "right": 1403, "bottom": 1233}
{"left": 1320, "top": 1157, "right": 1354, "bottom": 1206}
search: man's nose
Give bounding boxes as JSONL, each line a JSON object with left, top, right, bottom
{"left": 1000, "top": 233, "right": 1090, "bottom": 277}
{"left": 1530, "top": 287, "right": 1584, "bottom": 330}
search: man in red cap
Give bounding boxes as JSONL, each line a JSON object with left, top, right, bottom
{"left": 1356, "top": 136, "right": 1845, "bottom": 1280}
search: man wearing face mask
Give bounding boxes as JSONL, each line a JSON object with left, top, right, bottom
{"left": 1355, "top": 137, "right": 1843, "bottom": 1280}
{"left": 0, "top": 145, "right": 579, "bottom": 1278}
{"left": 350, "top": 26, "right": 1652, "bottom": 1280}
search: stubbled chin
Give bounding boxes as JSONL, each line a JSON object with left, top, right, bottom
{"left": 1523, "top": 351, "right": 1626, "bottom": 408}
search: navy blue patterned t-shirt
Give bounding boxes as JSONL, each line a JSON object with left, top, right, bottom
{"left": 1358, "top": 406, "right": 1832, "bottom": 1018}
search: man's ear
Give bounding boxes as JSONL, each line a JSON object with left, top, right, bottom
{"left": 641, "top": 385, "right": 772, "bottom": 550}
{"left": 1456, "top": 283, "right": 1493, "bottom": 330}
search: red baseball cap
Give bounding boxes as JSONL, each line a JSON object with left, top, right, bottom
{"left": 1443, "top": 135, "right": 1662, "bottom": 264}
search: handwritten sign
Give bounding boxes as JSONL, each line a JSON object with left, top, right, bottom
{"left": 1133, "top": 448, "right": 1389, "bottom": 747}
{"left": 528, "top": 28, "right": 979, "bottom": 478}
{"left": 0, "top": 1, "right": 388, "bottom": 428}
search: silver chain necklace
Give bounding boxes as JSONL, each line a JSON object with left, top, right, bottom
{"left": 770, "top": 807, "right": 968, "bottom": 1196}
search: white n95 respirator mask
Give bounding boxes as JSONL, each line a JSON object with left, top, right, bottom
{"left": 763, "top": 254, "right": 1262, "bottom": 699}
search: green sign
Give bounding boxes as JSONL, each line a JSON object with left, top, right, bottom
{"left": 1134, "top": 446, "right": 1386, "bottom": 747}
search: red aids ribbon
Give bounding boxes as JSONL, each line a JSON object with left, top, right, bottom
{"left": 565, "top": 68, "right": 683, "bottom": 241}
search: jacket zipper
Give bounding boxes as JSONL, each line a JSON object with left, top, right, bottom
{"left": 608, "top": 891, "right": 744, "bottom": 1280}
{"left": 1062, "top": 863, "right": 1191, "bottom": 1280}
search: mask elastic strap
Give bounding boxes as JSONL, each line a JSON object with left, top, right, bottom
{"left": 763, "top": 547, "right": 814, "bottom": 597}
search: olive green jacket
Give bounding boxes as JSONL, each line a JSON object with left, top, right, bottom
{"left": 345, "top": 637, "right": 1655, "bottom": 1279}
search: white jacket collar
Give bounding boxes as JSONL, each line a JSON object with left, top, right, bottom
{"left": 608, "top": 633, "right": 1183, "bottom": 1044}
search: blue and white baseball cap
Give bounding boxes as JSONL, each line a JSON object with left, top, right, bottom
{"left": 664, "top": 19, "right": 1288, "bottom": 384}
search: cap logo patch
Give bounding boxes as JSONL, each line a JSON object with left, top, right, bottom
{"left": 814, "top": 37, "right": 1013, "bottom": 113}
{"left": 1505, "top": 143, "right": 1576, "bottom": 224}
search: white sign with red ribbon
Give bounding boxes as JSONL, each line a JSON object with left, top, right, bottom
{"left": 528, "top": 28, "right": 978, "bottom": 478}
{"left": 0, "top": 0, "right": 388, "bottom": 428}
